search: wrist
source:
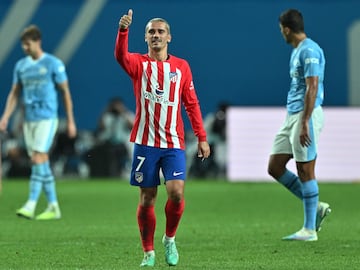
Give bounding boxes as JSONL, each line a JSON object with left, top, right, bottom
{"left": 119, "top": 26, "right": 128, "bottom": 32}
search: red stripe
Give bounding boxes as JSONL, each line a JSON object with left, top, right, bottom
{"left": 153, "top": 62, "right": 164, "bottom": 147}
{"left": 154, "top": 103, "right": 161, "bottom": 147}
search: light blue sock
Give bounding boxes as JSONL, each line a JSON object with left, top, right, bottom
{"left": 29, "top": 164, "right": 44, "bottom": 201}
{"left": 302, "top": 179, "right": 319, "bottom": 231}
{"left": 42, "top": 161, "right": 58, "bottom": 203}
{"left": 277, "top": 169, "right": 303, "bottom": 199}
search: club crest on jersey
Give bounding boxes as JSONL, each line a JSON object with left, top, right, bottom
{"left": 39, "top": 67, "right": 48, "bottom": 75}
{"left": 135, "top": 172, "right": 143, "bottom": 183}
{"left": 169, "top": 72, "right": 178, "bottom": 83}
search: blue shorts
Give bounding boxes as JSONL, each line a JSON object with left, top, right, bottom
{"left": 130, "top": 144, "right": 186, "bottom": 187}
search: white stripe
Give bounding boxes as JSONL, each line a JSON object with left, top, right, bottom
{"left": 170, "top": 68, "right": 181, "bottom": 148}
{"left": 0, "top": 0, "right": 42, "bottom": 68}
{"left": 159, "top": 63, "right": 171, "bottom": 148}
{"left": 147, "top": 61, "right": 158, "bottom": 147}
{"left": 53, "top": 0, "right": 107, "bottom": 64}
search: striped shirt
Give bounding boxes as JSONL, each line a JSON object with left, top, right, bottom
{"left": 115, "top": 29, "right": 207, "bottom": 149}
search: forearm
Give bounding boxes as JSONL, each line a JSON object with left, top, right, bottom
{"left": 302, "top": 76, "right": 318, "bottom": 123}
{"left": 302, "top": 86, "right": 317, "bottom": 123}
{"left": 2, "top": 90, "right": 19, "bottom": 120}
{"left": 62, "top": 90, "right": 75, "bottom": 124}
{"left": 186, "top": 103, "right": 207, "bottom": 142}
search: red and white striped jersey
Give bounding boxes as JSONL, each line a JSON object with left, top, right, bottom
{"left": 115, "top": 29, "right": 207, "bottom": 149}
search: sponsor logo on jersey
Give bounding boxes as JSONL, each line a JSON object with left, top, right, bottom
{"left": 156, "top": 88, "right": 164, "bottom": 96}
{"left": 143, "top": 90, "right": 176, "bottom": 106}
{"left": 305, "top": 58, "right": 319, "bottom": 64}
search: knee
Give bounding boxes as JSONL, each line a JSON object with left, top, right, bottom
{"left": 267, "top": 164, "right": 276, "bottom": 178}
{"left": 31, "top": 152, "right": 49, "bottom": 164}
{"left": 268, "top": 155, "right": 288, "bottom": 179}
{"left": 140, "top": 188, "right": 157, "bottom": 206}
{"left": 267, "top": 163, "right": 283, "bottom": 179}
{"left": 166, "top": 180, "right": 184, "bottom": 203}
{"left": 296, "top": 162, "right": 315, "bottom": 181}
{"left": 167, "top": 188, "right": 184, "bottom": 203}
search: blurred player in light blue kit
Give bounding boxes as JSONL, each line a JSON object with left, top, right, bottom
{"left": 268, "top": 9, "right": 331, "bottom": 241}
{"left": 0, "top": 25, "right": 77, "bottom": 220}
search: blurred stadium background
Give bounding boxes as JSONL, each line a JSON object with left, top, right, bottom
{"left": 0, "top": 0, "right": 359, "bottom": 182}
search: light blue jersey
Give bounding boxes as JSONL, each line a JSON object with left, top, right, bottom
{"left": 287, "top": 38, "right": 325, "bottom": 113}
{"left": 13, "top": 53, "right": 68, "bottom": 121}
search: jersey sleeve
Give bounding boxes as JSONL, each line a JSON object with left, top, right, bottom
{"left": 114, "top": 29, "right": 140, "bottom": 78}
{"left": 302, "top": 48, "right": 321, "bottom": 78}
{"left": 12, "top": 61, "right": 21, "bottom": 86}
{"left": 52, "top": 58, "right": 68, "bottom": 84}
{"left": 181, "top": 62, "right": 207, "bottom": 142}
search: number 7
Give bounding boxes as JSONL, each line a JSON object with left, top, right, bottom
{"left": 136, "top": 156, "right": 146, "bottom": 171}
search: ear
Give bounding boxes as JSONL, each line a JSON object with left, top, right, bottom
{"left": 168, "top": 34, "right": 172, "bottom": 43}
{"left": 284, "top": 27, "right": 291, "bottom": 35}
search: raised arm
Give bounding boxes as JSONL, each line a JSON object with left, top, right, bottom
{"left": 114, "top": 9, "right": 134, "bottom": 72}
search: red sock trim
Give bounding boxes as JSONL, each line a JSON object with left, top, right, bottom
{"left": 137, "top": 204, "right": 156, "bottom": 252}
{"left": 165, "top": 199, "right": 185, "bottom": 237}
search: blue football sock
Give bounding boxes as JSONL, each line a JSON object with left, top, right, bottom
{"left": 277, "top": 169, "right": 303, "bottom": 199}
{"left": 29, "top": 164, "right": 44, "bottom": 201}
{"left": 42, "top": 161, "right": 58, "bottom": 203}
{"left": 29, "top": 180, "right": 42, "bottom": 202}
{"left": 43, "top": 180, "right": 57, "bottom": 203}
{"left": 302, "top": 179, "right": 319, "bottom": 231}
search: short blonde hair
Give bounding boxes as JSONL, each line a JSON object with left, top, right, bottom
{"left": 145, "top": 18, "right": 171, "bottom": 34}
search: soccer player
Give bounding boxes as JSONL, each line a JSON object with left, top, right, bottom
{"left": 267, "top": 9, "right": 331, "bottom": 241}
{"left": 0, "top": 25, "right": 77, "bottom": 220}
{"left": 114, "top": 9, "right": 210, "bottom": 267}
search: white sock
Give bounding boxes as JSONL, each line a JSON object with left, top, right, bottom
{"left": 165, "top": 235, "right": 175, "bottom": 242}
{"left": 49, "top": 201, "right": 59, "bottom": 208}
{"left": 24, "top": 200, "right": 37, "bottom": 211}
{"left": 145, "top": 250, "right": 155, "bottom": 256}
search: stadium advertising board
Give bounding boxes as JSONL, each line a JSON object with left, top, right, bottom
{"left": 227, "top": 107, "right": 360, "bottom": 182}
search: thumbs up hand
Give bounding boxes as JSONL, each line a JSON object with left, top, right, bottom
{"left": 119, "top": 9, "right": 133, "bottom": 30}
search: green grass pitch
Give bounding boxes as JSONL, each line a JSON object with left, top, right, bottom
{"left": 0, "top": 179, "right": 359, "bottom": 269}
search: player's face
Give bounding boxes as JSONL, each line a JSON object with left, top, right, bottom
{"left": 279, "top": 24, "right": 291, "bottom": 44}
{"left": 21, "top": 39, "right": 41, "bottom": 58}
{"left": 145, "top": 22, "right": 171, "bottom": 52}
